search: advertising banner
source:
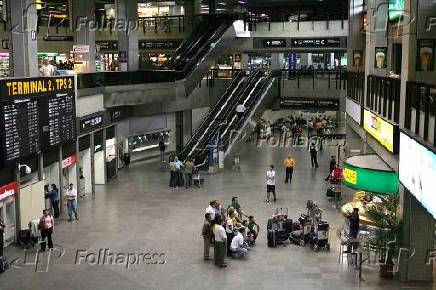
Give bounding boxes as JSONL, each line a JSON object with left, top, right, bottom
{"left": 416, "top": 39, "right": 435, "bottom": 72}
{"left": 399, "top": 132, "right": 436, "bottom": 219}
{"left": 346, "top": 98, "right": 362, "bottom": 125}
{"left": 342, "top": 161, "right": 398, "bottom": 195}
{"left": 0, "top": 181, "right": 17, "bottom": 202}
{"left": 363, "top": 109, "right": 397, "bottom": 153}
{"left": 375, "top": 47, "right": 387, "bottom": 69}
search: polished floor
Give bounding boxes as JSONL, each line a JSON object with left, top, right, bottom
{"left": 0, "top": 130, "right": 435, "bottom": 290}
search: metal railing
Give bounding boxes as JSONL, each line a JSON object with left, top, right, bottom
{"left": 347, "top": 71, "right": 365, "bottom": 105}
{"left": 278, "top": 69, "right": 347, "bottom": 91}
{"left": 366, "top": 75, "right": 401, "bottom": 123}
{"left": 405, "top": 81, "right": 436, "bottom": 145}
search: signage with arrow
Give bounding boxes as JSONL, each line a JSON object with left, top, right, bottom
{"left": 263, "top": 39, "right": 286, "bottom": 48}
{"left": 291, "top": 38, "right": 341, "bottom": 48}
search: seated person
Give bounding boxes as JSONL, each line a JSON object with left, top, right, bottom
{"left": 247, "top": 216, "right": 260, "bottom": 243}
{"left": 242, "top": 220, "right": 255, "bottom": 245}
{"left": 230, "top": 226, "right": 248, "bottom": 258}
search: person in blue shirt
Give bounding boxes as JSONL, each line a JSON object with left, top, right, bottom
{"left": 49, "top": 184, "right": 60, "bottom": 218}
{"left": 174, "top": 156, "right": 184, "bottom": 187}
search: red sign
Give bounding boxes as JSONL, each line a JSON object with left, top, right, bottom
{"left": 62, "top": 154, "right": 77, "bottom": 169}
{"left": 0, "top": 181, "right": 17, "bottom": 201}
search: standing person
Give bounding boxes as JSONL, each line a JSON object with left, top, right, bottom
{"left": 169, "top": 156, "right": 177, "bottom": 188}
{"left": 226, "top": 209, "right": 236, "bottom": 257}
{"left": 236, "top": 103, "right": 246, "bottom": 120}
{"left": 265, "top": 165, "right": 276, "bottom": 203}
{"left": 205, "top": 200, "right": 216, "bottom": 221}
{"left": 174, "top": 156, "right": 184, "bottom": 187}
{"left": 283, "top": 154, "right": 296, "bottom": 183}
{"left": 347, "top": 208, "right": 360, "bottom": 252}
{"left": 65, "top": 183, "right": 79, "bottom": 221}
{"left": 39, "top": 210, "right": 54, "bottom": 251}
{"left": 184, "top": 158, "right": 195, "bottom": 188}
{"left": 159, "top": 139, "right": 166, "bottom": 162}
{"left": 49, "top": 184, "right": 60, "bottom": 218}
{"left": 309, "top": 142, "right": 319, "bottom": 168}
{"left": 0, "top": 218, "right": 5, "bottom": 257}
{"left": 325, "top": 156, "right": 337, "bottom": 181}
{"left": 201, "top": 213, "right": 213, "bottom": 260}
{"left": 213, "top": 217, "right": 227, "bottom": 268}
{"left": 123, "top": 152, "right": 131, "bottom": 167}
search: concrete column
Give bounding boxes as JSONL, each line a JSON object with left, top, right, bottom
{"left": 400, "top": 187, "right": 435, "bottom": 282}
{"left": 90, "top": 133, "right": 96, "bottom": 196}
{"left": 347, "top": 0, "right": 365, "bottom": 72}
{"left": 307, "top": 53, "right": 313, "bottom": 66}
{"left": 271, "top": 53, "right": 285, "bottom": 70}
{"left": 183, "top": 110, "right": 192, "bottom": 146}
{"left": 9, "top": 0, "right": 38, "bottom": 77}
{"left": 209, "top": 0, "right": 216, "bottom": 14}
{"left": 398, "top": 0, "right": 417, "bottom": 127}
{"left": 58, "top": 146, "right": 64, "bottom": 214}
{"left": 241, "top": 53, "right": 249, "bottom": 69}
{"left": 184, "top": 0, "right": 201, "bottom": 36}
{"left": 72, "top": 0, "right": 96, "bottom": 72}
{"left": 116, "top": 0, "right": 139, "bottom": 71}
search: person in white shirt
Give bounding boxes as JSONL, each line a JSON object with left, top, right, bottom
{"left": 65, "top": 183, "right": 79, "bottom": 221}
{"left": 213, "top": 217, "right": 227, "bottom": 268}
{"left": 265, "top": 165, "right": 276, "bottom": 203}
{"left": 230, "top": 227, "right": 248, "bottom": 258}
{"left": 205, "top": 201, "right": 216, "bottom": 221}
{"left": 236, "top": 104, "right": 246, "bottom": 120}
{"left": 225, "top": 208, "right": 236, "bottom": 256}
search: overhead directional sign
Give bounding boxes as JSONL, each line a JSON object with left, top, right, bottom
{"left": 291, "top": 38, "right": 341, "bottom": 48}
{"left": 263, "top": 39, "right": 286, "bottom": 48}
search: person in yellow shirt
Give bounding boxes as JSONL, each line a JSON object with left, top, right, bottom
{"left": 283, "top": 154, "right": 295, "bottom": 183}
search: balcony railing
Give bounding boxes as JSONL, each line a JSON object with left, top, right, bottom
{"left": 405, "top": 81, "right": 436, "bottom": 145}
{"left": 366, "top": 75, "right": 401, "bottom": 123}
{"left": 347, "top": 71, "right": 365, "bottom": 105}
{"left": 278, "top": 69, "right": 347, "bottom": 91}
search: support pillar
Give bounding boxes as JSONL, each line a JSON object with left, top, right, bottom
{"left": 183, "top": 110, "right": 192, "bottom": 147}
{"left": 90, "top": 133, "right": 96, "bottom": 196}
{"left": 116, "top": 0, "right": 139, "bottom": 71}
{"left": 72, "top": 0, "right": 96, "bottom": 72}
{"left": 209, "top": 0, "right": 216, "bottom": 14}
{"left": 184, "top": 0, "right": 201, "bottom": 36}
{"left": 347, "top": 0, "right": 365, "bottom": 72}
{"left": 271, "top": 53, "right": 285, "bottom": 70}
{"left": 9, "top": 0, "right": 38, "bottom": 77}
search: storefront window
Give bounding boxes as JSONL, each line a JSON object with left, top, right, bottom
{"left": 248, "top": 54, "right": 271, "bottom": 70}
{"left": 139, "top": 53, "right": 171, "bottom": 70}
{"left": 0, "top": 52, "right": 10, "bottom": 77}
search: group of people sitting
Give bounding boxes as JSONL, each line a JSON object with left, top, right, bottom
{"left": 168, "top": 156, "right": 198, "bottom": 188}
{"left": 202, "top": 197, "right": 260, "bottom": 268}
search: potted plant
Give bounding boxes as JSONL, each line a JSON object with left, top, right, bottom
{"left": 366, "top": 194, "right": 402, "bottom": 278}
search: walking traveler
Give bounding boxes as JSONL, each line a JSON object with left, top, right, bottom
{"left": 265, "top": 165, "right": 276, "bottom": 202}
{"left": 309, "top": 142, "right": 319, "bottom": 168}
{"left": 38, "top": 210, "right": 54, "bottom": 251}
{"left": 213, "top": 217, "right": 227, "bottom": 268}
{"left": 184, "top": 158, "right": 195, "bottom": 188}
{"left": 49, "top": 184, "right": 60, "bottom": 218}
{"left": 65, "top": 183, "right": 79, "bottom": 221}
{"left": 0, "top": 218, "right": 5, "bottom": 257}
{"left": 159, "top": 140, "right": 166, "bottom": 162}
{"left": 283, "top": 154, "right": 295, "bottom": 183}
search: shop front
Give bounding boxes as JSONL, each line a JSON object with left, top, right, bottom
{"left": 95, "top": 41, "right": 119, "bottom": 72}
{"left": 0, "top": 181, "right": 17, "bottom": 247}
{"left": 138, "top": 40, "right": 182, "bottom": 70}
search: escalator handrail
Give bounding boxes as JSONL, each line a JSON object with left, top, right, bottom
{"left": 179, "top": 71, "right": 245, "bottom": 158}
{"left": 185, "top": 72, "right": 262, "bottom": 160}
{"left": 173, "top": 16, "right": 234, "bottom": 79}
{"left": 186, "top": 74, "right": 247, "bottom": 158}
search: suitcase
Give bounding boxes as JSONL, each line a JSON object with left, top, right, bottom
{"left": 0, "top": 256, "right": 8, "bottom": 273}
{"left": 267, "top": 230, "right": 276, "bottom": 248}
{"left": 326, "top": 186, "right": 341, "bottom": 198}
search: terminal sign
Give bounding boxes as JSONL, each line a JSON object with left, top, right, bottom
{"left": 291, "top": 38, "right": 341, "bottom": 48}
{"left": 263, "top": 39, "right": 286, "bottom": 48}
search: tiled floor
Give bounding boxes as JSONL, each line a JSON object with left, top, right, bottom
{"left": 0, "top": 128, "right": 434, "bottom": 290}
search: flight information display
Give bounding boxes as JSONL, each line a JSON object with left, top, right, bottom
{"left": 0, "top": 77, "right": 76, "bottom": 162}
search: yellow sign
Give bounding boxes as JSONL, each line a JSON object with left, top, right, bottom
{"left": 363, "top": 109, "right": 394, "bottom": 152}
{"left": 4, "top": 77, "right": 73, "bottom": 97}
{"left": 343, "top": 167, "right": 357, "bottom": 185}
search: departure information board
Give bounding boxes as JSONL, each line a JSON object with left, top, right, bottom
{"left": 0, "top": 77, "right": 76, "bottom": 162}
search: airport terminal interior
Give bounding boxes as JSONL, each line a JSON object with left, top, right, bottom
{"left": 0, "top": 0, "right": 435, "bottom": 289}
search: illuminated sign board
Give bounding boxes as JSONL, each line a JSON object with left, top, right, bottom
{"left": 363, "top": 109, "right": 398, "bottom": 153}
{"left": 399, "top": 132, "right": 436, "bottom": 219}
{"left": 388, "top": 0, "right": 405, "bottom": 21}
{"left": 342, "top": 161, "right": 398, "bottom": 195}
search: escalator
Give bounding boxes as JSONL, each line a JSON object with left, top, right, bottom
{"left": 179, "top": 71, "right": 277, "bottom": 167}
